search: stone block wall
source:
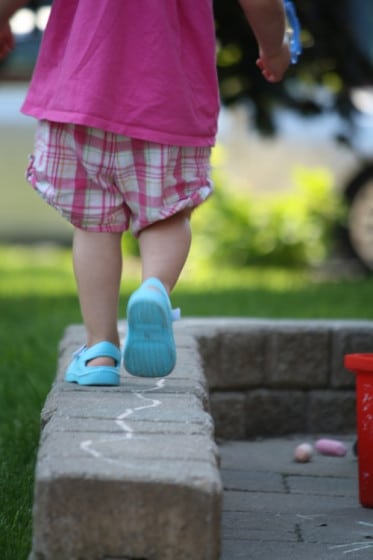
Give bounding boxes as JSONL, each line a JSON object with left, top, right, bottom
{"left": 181, "top": 319, "right": 373, "bottom": 440}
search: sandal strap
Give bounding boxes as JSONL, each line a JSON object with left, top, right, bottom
{"left": 74, "top": 341, "right": 121, "bottom": 365}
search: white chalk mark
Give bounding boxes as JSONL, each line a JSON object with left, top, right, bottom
{"left": 357, "top": 521, "right": 373, "bottom": 528}
{"left": 327, "top": 519, "right": 373, "bottom": 555}
{"left": 158, "top": 379, "right": 165, "bottom": 389}
{"left": 342, "top": 545, "right": 373, "bottom": 555}
{"left": 329, "top": 542, "right": 368, "bottom": 549}
{"left": 116, "top": 408, "right": 135, "bottom": 436}
{"left": 140, "top": 378, "right": 165, "bottom": 393}
{"left": 80, "top": 439, "right": 102, "bottom": 459}
{"left": 329, "top": 542, "right": 373, "bottom": 554}
{"left": 132, "top": 392, "right": 161, "bottom": 412}
{"left": 80, "top": 378, "right": 166, "bottom": 461}
{"left": 117, "top": 408, "right": 134, "bottom": 419}
{"left": 80, "top": 436, "right": 131, "bottom": 464}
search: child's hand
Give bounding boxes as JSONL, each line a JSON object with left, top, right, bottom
{"left": 256, "top": 40, "right": 291, "bottom": 83}
{"left": 0, "top": 22, "right": 14, "bottom": 60}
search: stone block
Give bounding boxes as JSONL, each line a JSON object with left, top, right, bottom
{"left": 32, "top": 461, "right": 221, "bottom": 560}
{"left": 307, "top": 390, "right": 356, "bottom": 433}
{"left": 31, "top": 324, "right": 222, "bottom": 560}
{"left": 330, "top": 323, "right": 373, "bottom": 388}
{"left": 267, "top": 325, "right": 330, "bottom": 388}
{"left": 198, "top": 327, "right": 268, "bottom": 391}
{"left": 197, "top": 333, "right": 223, "bottom": 389}
{"left": 218, "top": 328, "right": 268, "bottom": 389}
{"left": 245, "top": 389, "right": 307, "bottom": 437}
{"left": 209, "top": 392, "right": 246, "bottom": 440}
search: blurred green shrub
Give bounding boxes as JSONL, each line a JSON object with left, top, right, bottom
{"left": 122, "top": 231, "right": 139, "bottom": 257}
{"left": 191, "top": 166, "right": 345, "bottom": 268}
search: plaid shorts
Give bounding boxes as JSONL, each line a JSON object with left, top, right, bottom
{"left": 26, "top": 121, "right": 213, "bottom": 236}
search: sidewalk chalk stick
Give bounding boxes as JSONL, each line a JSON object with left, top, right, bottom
{"left": 315, "top": 438, "right": 347, "bottom": 457}
{"left": 294, "top": 443, "right": 313, "bottom": 463}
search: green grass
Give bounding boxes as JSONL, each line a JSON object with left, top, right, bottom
{"left": 0, "top": 244, "right": 373, "bottom": 558}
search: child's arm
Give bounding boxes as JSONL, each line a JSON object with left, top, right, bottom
{"left": 238, "top": 0, "right": 291, "bottom": 82}
{"left": 0, "top": 0, "right": 28, "bottom": 60}
{"left": 0, "top": 22, "right": 13, "bottom": 59}
{"left": 0, "top": 0, "right": 27, "bottom": 23}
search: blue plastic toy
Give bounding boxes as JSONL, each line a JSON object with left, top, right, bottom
{"left": 284, "top": 0, "right": 302, "bottom": 64}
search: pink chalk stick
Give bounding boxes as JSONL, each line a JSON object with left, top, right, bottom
{"left": 315, "top": 438, "right": 347, "bottom": 457}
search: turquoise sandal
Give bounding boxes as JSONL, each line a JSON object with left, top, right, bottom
{"left": 123, "top": 277, "right": 176, "bottom": 377}
{"left": 65, "top": 341, "right": 121, "bottom": 386}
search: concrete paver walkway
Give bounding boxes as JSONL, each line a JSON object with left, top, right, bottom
{"left": 30, "top": 319, "right": 373, "bottom": 559}
{"left": 220, "top": 436, "right": 373, "bottom": 560}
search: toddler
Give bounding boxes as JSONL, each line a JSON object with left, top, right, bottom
{"left": 0, "top": 0, "right": 290, "bottom": 383}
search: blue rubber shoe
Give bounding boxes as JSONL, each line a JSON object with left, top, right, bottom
{"left": 123, "top": 277, "right": 176, "bottom": 377}
{"left": 65, "top": 341, "right": 121, "bottom": 386}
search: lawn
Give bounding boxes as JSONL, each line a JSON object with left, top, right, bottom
{"left": 0, "top": 244, "right": 373, "bottom": 559}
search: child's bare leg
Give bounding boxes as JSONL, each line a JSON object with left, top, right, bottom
{"left": 138, "top": 209, "right": 192, "bottom": 293}
{"left": 73, "top": 229, "right": 122, "bottom": 365}
{"left": 124, "top": 210, "right": 191, "bottom": 377}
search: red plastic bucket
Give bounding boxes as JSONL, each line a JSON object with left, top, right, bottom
{"left": 344, "top": 353, "right": 373, "bottom": 508}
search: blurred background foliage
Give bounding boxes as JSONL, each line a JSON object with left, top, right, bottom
{"left": 214, "top": 0, "right": 373, "bottom": 135}
{"left": 192, "top": 160, "right": 344, "bottom": 268}
{"left": 214, "top": 0, "right": 373, "bottom": 270}
{"left": 1, "top": 0, "right": 373, "bottom": 270}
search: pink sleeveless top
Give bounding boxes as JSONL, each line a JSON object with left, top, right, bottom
{"left": 22, "top": 0, "right": 219, "bottom": 147}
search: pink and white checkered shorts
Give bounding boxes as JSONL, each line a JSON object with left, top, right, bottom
{"left": 26, "top": 121, "right": 213, "bottom": 236}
